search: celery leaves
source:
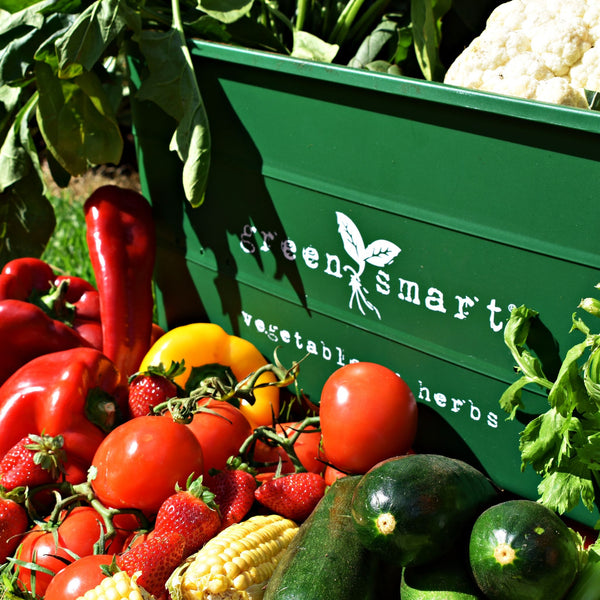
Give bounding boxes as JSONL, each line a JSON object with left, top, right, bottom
{"left": 502, "top": 291, "right": 600, "bottom": 517}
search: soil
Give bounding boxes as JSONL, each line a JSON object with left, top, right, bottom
{"left": 45, "top": 163, "right": 142, "bottom": 201}
{"left": 42, "top": 131, "right": 142, "bottom": 201}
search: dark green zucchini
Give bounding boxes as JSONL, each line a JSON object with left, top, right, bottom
{"left": 565, "top": 542, "right": 600, "bottom": 600}
{"left": 263, "top": 475, "right": 383, "bottom": 600}
{"left": 469, "top": 499, "right": 580, "bottom": 600}
{"left": 351, "top": 453, "right": 498, "bottom": 567}
{"left": 401, "top": 552, "right": 484, "bottom": 599}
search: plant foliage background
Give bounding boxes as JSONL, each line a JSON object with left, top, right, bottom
{"left": 0, "top": 0, "right": 502, "bottom": 267}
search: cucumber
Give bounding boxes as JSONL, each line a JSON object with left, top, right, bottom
{"left": 469, "top": 499, "right": 581, "bottom": 600}
{"left": 263, "top": 475, "right": 383, "bottom": 600}
{"left": 351, "top": 453, "right": 497, "bottom": 567}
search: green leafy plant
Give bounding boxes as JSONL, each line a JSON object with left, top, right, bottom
{"left": 501, "top": 289, "right": 600, "bottom": 520}
{"left": 1, "top": 0, "right": 209, "bottom": 266}
{"left": 0, "top": 0, "right": 499, "bottom": 265}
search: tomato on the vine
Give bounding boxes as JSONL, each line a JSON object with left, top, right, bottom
{"left": 90, "top": 415, "right": 204, "bottom": 516}
{"left": 185, "top": 399, "right": 252, "bottom": 477}
{"left": 44, "top": 553, "right": 113, "bottom": 600}
{"left": 323, "top": 464, "right": 348, "bottom": 486}
{"left": 319, "top": 362, "right": 418, "bottom": 474}
{"left": 139, "top": 323, "right": 280, "bottom": 428}
{"left": 16, "top": 507, "right": 126, "bottom": 597}
{"left": 254, "top": 422, "right": 325, "bottom": 475}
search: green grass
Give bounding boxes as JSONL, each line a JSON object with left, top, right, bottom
{"left": 41, "top": 190, "right": 95, "bottom": 286}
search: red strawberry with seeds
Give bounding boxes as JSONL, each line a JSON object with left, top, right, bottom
{"left": 0, "top": 433, "right": 65, "bottom": 490}
{"left": 0, "top": 495, "right": 28, "bottom": 563}
{"left": 254, "top": 471, "right": 326, "bottom": 521}
{"left": 206, "top": 468, "right": 257, "bottom": 530}
{"left": 128, "top": 361, "right": 184, "bottom": 418}
{"left": 117, "top": 530, "right": 186, "bottom": 599}
{"left": 153, "top": 474, "right": 222, "bottom": 556}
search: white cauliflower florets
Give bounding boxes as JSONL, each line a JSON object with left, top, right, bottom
{"left": 444, "top": 0, "right": 598, "bottom": 109}
{"left": 570, "top": 46, "right": 600, "bottom": 92}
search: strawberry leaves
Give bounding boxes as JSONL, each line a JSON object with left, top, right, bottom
{"left": 0, "top": 433, "right": 66, "bottom": 491}
{"left": 501, "top": 291, "right": 600, "bottom": 518}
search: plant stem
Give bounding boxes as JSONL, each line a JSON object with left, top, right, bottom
{"left": 347, "top": 0, "right": 389, "bottom": 43}
{"left": 329, "top": 0, "right": 366, "bottom": 45}
{"left": 296, "top": 0, "right": 309, "bottom": 31}
{"left": 171, "top": 0, "right": 189, "bottom": 60}
{"left": 239, "top": 416, "right": 321, "bottom": 472}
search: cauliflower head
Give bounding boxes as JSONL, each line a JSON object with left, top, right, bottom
{"left": 444, "top": 0, "right": 600, "bottom": 108}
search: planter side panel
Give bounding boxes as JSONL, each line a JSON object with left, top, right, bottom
{"left": 131, "top": 44, "right": 600, "bottom": 526}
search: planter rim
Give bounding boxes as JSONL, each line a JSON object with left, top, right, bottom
{"left": 188, "top": 38, "right": 600, "bottom": 135}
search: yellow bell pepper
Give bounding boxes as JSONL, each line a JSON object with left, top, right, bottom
{"left": 138, "top": 322, "right": 279, "bottom": 428}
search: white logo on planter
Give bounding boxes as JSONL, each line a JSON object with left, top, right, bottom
{"left": 336, "top": 211, "right": 400, "bottom": 320}
{"left": 238, "top": 211, "right": 513, "bottom": 333}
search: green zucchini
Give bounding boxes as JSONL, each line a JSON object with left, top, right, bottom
{"left": 401, "top": 552, "right": 484, "bottom": 599}
{"left": 565, "top": 543, "right": 600, "bottom": 600}
{"left": 469, "top": 499, "right": 581, "bottom": 600}
{"left": 263, "top": 475, "right": 384, "bottom": 600}
{"left": 351, "top": 453, "right": 498, "bottom": 567}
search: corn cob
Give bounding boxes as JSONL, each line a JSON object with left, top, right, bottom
{"left": 76, "top": 570, "right": 155, "bottom": 600}
{"left": 167, "top": 514, "right": 299, "bottom": 600}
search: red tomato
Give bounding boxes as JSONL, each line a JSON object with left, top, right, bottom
{"left": 185, "top": 399, "right": 252, "bottom": 477}
{"left": 319, "top": 362, "right": 418, "bottom": 474}
{"left": 90, "top": 415, "right": 204, "bottom": 516}
{"left": 16, "top": 507, "right": 126, "bottom": 597}
{"left": 254, "top": 422, "right": 325, "bottom": 475}
{"left": 44, "top": 554, "right": 113, "bottom": 600}
{"left": 324, "top": 464, "right": 348, "bottom": 486}
{"left": 112, "top": 512, "right": 146, "bottom": 546}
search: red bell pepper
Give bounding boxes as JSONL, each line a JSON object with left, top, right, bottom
{"left": 0, "top": 300, "right": 90, "bottom": 386}
{"left": 54, "top": 274, "right": 96, "bottom": 302}
{"left": 54, "top": 275, "right": 103, "bottom": 349}
{"left": 72, "top": 318, "right": 103, "bottom": 351}
{"left": 84, "top": 185, "right": 156, "bottom": 379}
{"left": 0, "top": 258, "right": 100, "bottom": 322}
{"left": 0, "top": 347, "right": 126, "bottom": 484}
{"left": 72, "top": 289, "right": 101, "bottom": 321}
{"left": 0, "top": 258, "right": 103, "bottom": 356}
{"left": 0, "top": 257, "right": 54, "bottom": 301}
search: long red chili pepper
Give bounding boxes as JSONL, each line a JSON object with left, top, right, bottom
{"left": 84, "top": 185, "right": 156, "bottom": 380}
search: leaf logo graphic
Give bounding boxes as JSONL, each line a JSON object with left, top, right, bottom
{"left": 336, "top": 211, "right": 401, "bottom": 320}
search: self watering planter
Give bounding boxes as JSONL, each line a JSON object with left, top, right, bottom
{"left": 130, "top": 40, "right": 600, "bottom": 526}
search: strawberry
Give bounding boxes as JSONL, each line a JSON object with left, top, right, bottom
{"left": 128, "top": 361, "right": 184, "bottom": 417}
{"left": 206, "top": 468, "right": 257, "bottom": 530}
{"left": 254, "top": 471, "right": 326, "bottom": 521}
{"left": 0, "top": 495, "right": 28, "bottom": 563}
{"left": 153, "top": 475, "right": 222, "bottom": 556}
{"left": 0, "top": 433, "right": 65, "bottom": 491}
{"left": 117, "top": 530, "right": 186, "bottom": 599}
